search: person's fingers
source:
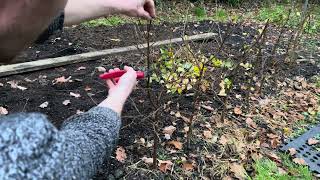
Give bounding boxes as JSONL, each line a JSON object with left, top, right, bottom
{"left": 106, "top": 79, "right": 115, "bottom": 88}
{"left": 114, "top": 68, "right": 121, "bottom": 71}
{"left": 144, "top": 0, "right": 156, "bottom": 18}
{"left": 124, "top": 65, "right": 134, "bottom": 72}
{"left": 109, "top": 69, "right": 115, "bottom": 73}
{"left": 138, "top": 8, "right": 152, "bottom": 19}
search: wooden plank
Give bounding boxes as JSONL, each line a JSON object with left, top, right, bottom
{"left": 0, "top": 33, "right": 217, "bottom": 77}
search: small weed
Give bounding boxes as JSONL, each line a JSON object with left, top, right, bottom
{"left": 279, "top": 153, "right": 313, "bottom": 179}
{"left": 83, "top": 16, "right": 127, "bottom": 27}
{"left": 194, "top": 6, "right": 207, "bottom": 19}
{"left": 213, "top": 8, "right": 229, "bottom": 22}
{"left": 253, "top": 158, "right": 289, "bottom": 180}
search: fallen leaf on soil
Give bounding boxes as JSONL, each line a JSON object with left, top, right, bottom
{"left": 267, "top": 133, "right": 279, "bottom": 139}
{"left": 7, "top": 81, "right": 27, "bottom": 91}
{"left": 270, "top": 138, "right": 281, "bottom": 149}
{"left": 76, "top": 66, "right": 86, "bottom": 71}
{"left": 53, "top": 76, "right": 72, "bottom": 84}
{"left": 234, "top": 107, "right": 242, "bottom": 115}
{"left": 0, "top": 82, "right": 3, "bottom": 87}
{"left": 182, "top": 162, "right": 194, "bottom": 171}
{"left": 159, "top": 160, "right": 173, "bottom": 173}
{"left": 62, "top": 100, "right": 71, "bottom": 106}
{"left": 203, "top": 130, "right": 213, "bottom": 139}
{"left": 70, "top": 92, "right": 81, "bottom": 98}
{"left": 96, "top": 66, "right": 106, "bottom": 72}
{"left": 175, "top": 111, "right": 181, "bottom": 118}
{"left": 115, "top": 146, "right": 127, "bottom": 163}
{"left": 201, "top": 105, "right": 214, "bottom": 111}
{"left": 163, "top": 126, "right": 176, "bottom": 136}
{"left": 293, "top": 158, "right": 307, "bottom": 165}
{"left": 110, "top": 38, "right": 121, "bottom": 42}
{"left": 245, "top": 118, "right": 257, "bottom": 129}
{"left": 288, "top": 148, "right": 297, "bottom": 156}
{"left": 0, "top": 107, "right": 8, "bottom": 115}
{"left": 219, "top": 135, "right": 229, "bottom": 145}
{"left": 39, "top": 102, "right": 49, "bottom": 109}
{"left": 141, "top": 157, "right": 153, "bottom": 165}
{"left": 308, "top": 138, "right": 319, "bottom": 145}
{"left": 84, "top": 86, "right": 92, "bottom": 91}
{"left": 76, "top": 110, "right": 84, "bottom": 115}
{"left": 230, "top": 163, "right": 247, "bottom": 179}
{"left": 167, "top": 141, "right": 183, "bottom": 150}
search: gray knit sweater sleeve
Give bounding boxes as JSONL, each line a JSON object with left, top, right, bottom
{"left": 0, "top": 106, "right": 121, "bottom": 179}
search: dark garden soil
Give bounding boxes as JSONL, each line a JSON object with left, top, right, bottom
{"left": 0, "top": 21, "right": 319, "bottom": 179}
{"left": 14, "top": 20, "right": 256, "bottom": 63}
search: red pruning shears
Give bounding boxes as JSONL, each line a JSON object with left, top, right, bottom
{"left": 99, "top": 70, "right": 145, "bottom": 82}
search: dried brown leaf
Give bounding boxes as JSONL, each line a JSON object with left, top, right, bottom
{"left": 288, "top": 148, "right": 297, "bottom": 156}
{"left": 7, "top": 81, "right": 27, "bottom": 91}
{"left": 76, "top": 110, "right": 84, "bottom": 115}
{"left": 0, "top": 82, "right": 3, "bottom": 87}
{"left": 142, "top": 157, "right": 153, "bottom": 165}
{"left": 76, "top": 66, "right": 86, "bottom": 71}
{"left": 167, "top": 141, "right": 183, "bottom": 150}
{"left": 163, "top": 126, "right": 176, "bottom": 136}
{"left": 293, "top": 158, "right": 307, "bottom": 165}
{"left": 182, "top": 162, "right": 194, "bottom": 171}
{"left": 39, "top": 102, "right": 49, "bottom": 109}
{"left": 0, "top": 107, "right": 8, "bottom": 115}
{"left": 230, "top": 163, "right": 247, "bottom": 179}
{"left": 115, "top": 146, "right": 127, "bottom": 163}
{"left": 53, "top": 76, "right": 72, "bottom": 84}
{"left": 219, "top": 135, "right": 229, "bottom": 145}
{"left": 70, "top": 92, "right": 81, "bottom": 98}
{"left": 245, "top": 118, "right": 257, "bottom": 129}
{"left": 234, "top": 107, "right": 242, "bottom": 115}
{"left": 62, "top": 100, "right": 71, "bottom": 106}
{"left": 308, "top": 138, "right": 319, "bottom": 145}
{"left": 203, "top": 130, "right": 213, "bottom": 139}
{"left": 159, "top": 160, "right": 173, "bottom": 173}
{"left": 201, "top": 105, "right": 214, "bottom": 111}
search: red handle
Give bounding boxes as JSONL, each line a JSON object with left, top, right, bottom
{"left": 99, "top": 70, "right": 145, "bottom": 81}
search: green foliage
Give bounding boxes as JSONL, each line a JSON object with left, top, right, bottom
{"left": 151, "top": 46, "right": 236, "bottom": 94}
{"left": 279, "top": 153, "right": 313, "bottom": 179}
{"left": 213, "top": 8, "right": 229, "bottom": 22}
{"left": 151, "top": 47, "right": 209, "bottom": 94}
{"left": 83, "top": 16, "right": 127, "bottom": 27}
{"left": 256, "top": 5, "right": 320, "bottom": 34}
{"left": 257, "top": 5, "right": 287, "bottom": 23}
{"left": 194, "top": 6, "right": 207, "bottom": 18}
{"left": 253, "top": 155, "right": 313, "bottom": 180}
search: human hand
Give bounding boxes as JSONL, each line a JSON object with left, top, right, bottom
{"left": 98, "top": 66, "right": 137, "bottom": 115}
{"left": 113, "top": 0, "right": 156, "bottom": 19}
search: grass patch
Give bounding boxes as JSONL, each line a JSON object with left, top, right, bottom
{"left": 256, "top": 4, "right": 320, "bottom": 34}
{"left": 253, "top": 154, "right": 313, "bottom": 180}
{"left": 83, "top": 16, "right": 128, "bottom": 27}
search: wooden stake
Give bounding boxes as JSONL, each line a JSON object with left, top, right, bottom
{"left": 0, "top": 33, "right": 217, "bottom": 77}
